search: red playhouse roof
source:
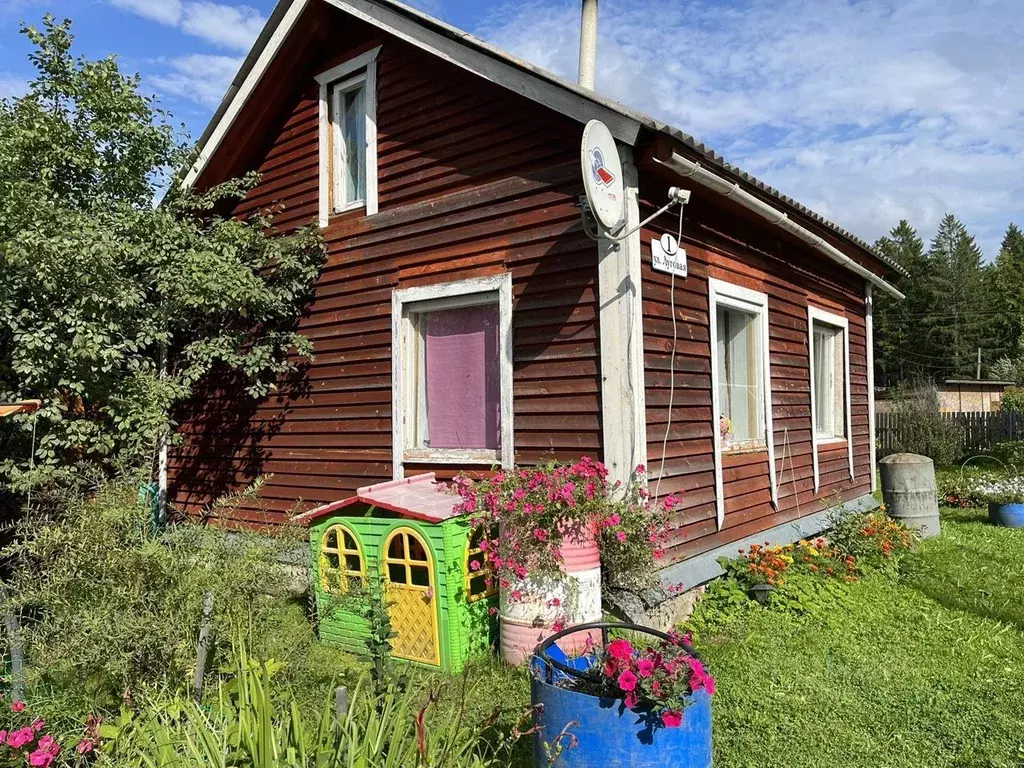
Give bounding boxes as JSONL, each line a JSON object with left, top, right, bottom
{"left": 292, "top": 473, "right": 463, "bottom": 526}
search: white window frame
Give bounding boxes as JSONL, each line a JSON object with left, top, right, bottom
{"left": 807, "top": 306, "right": 854, "bottom": 492}
{"left": 708, "top": 278, "right": 778, "bottom": 530}
{"left": 317, "top": 45, "right": 380, "bottom": 226}
{"left": 391, "top": 274, "right": 514, "bottom": 478}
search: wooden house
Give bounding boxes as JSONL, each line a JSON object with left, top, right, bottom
{"left": 165, "top": 0, "right": 906, "bottom": 596}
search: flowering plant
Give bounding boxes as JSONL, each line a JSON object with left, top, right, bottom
{"left": 452, "top": 459, "right": 675, "bottom": 598}
{"left": 966, "top": 474, "right": 1024, "bottom": 505}
{"left": 0, "top": 697, "right": 100, "bottom": 767}
{"left": 564, "top": 630, "right": 714, "bottom": 727}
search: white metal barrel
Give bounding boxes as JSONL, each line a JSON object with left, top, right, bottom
{"left": 879, "top": 453, "right": 940, "bottom": 538}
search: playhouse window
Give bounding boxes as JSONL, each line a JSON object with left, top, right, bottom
{"left": 715, "top": 304, "right": 765, "bottom": 448}
{"left": 465, "top": 527, "right": 496, "bottom": 602}
{"left": 320, "top": 524, "right": 364, "bottom": 594}
{"left": 811, "top": 322, "right": 846, "bottom": 439}
{"left": 316, "top": 46, "right": 379, "bottom": 224}
{"left": 393, "top": 275, "right": 513, "bottom": 473}
{"left": 384, "top": 529, "right": 431, "bottom": 588}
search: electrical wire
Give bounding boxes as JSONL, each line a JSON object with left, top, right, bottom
{"left": 655, "top": 202, "right": 686, "bottom": 501}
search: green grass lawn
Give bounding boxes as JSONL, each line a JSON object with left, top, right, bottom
{"left": 693, "top": 506, "right": 1024, "bottom": 767}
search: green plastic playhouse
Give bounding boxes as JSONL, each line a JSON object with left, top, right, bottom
{"left": 298, "top": 473, "right": 497, "bottom": 671}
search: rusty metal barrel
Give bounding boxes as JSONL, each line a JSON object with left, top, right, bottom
{"left": 879, "top": 453, "right": 940, "bottom": 538}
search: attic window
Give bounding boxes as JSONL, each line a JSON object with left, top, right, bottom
{"left": 316, "top": 46, "right": 380, "bottom": 225}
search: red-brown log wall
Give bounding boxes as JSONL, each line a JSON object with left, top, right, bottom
{"left": 639, "top": 182, "right": 873, "bottom": 566}
{"left": 169, "top": 11, "right": 602, "bottom": 526}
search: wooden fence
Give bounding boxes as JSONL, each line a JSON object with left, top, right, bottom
{"left": 876, "top": 411, "right": 1024, "bottom": 455}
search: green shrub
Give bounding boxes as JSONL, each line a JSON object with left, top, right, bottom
{"left": 4, "top": 475, "right": 307, "bottom": 710}
{"left": 990, "top": 439, "right": 1024, "bottom": 469}
{"left": 999, "top": 386, "right": 1024, "bottom": 414}
{"left": 883, "top": 382, "right": 963, "bottom": 466}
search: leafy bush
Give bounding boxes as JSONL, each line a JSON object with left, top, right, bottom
{"left": 883, "top": 381, "right": 963, "bottom": 466}
{"left": 990, "top": 439, "right": 1024, "bottom": 469}
{"left": 827, "top": 509, "right": 916, "bottom": 572}
{"left": 4, "top": 475, "right": 306, "bottom": 709}
{"left": 999, "top": 386, "right": 1024, "bottom": 413}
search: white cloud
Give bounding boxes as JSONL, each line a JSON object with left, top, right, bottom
{"left": 110, "top": 0, "right": 184, "bottom": 26}
{"left": 181, "top": 2, "right": 266, "bottom": 51}
{"left": 108, "top": 0, "right": 264, "bottom": 51}
{"left": 477, "top": 0, "right": 1024, "bottom": 258}
{"left": 149, "top": 53, "right": 241, "bottom": 109}
{"left": 0, "top": 73, "right": 26, "bottom": 100}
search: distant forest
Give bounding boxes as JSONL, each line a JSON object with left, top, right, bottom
{"left": 873, "top": 216, "right": 1024, "bottom": 388}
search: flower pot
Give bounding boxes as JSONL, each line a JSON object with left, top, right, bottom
{"left": 988, "top": 502, "right": 1024, "bottom": 528}
{"left": 531, "top": 623, "right": 712, "bottom": 768}
{"left": 750, "top": 583, "right": 774, "bottom": 605}
{"left": 499, "top": 525, "right": 602, "bottom": 665}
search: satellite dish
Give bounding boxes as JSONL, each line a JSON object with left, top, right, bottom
{"left": 581, "top": 119, "right": 625, "bottom": 234}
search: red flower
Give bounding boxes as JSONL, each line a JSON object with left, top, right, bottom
{"left": 637, "top": 658, "right": 656, "bottom": 678}
{"left": 607, "top": 638, "right": 634, "bottom": 660}
{"left": 617, "top": 669, "right": 638, "bottom": 692}
{"left": 661, "top": 711, "right": 683, "bottom": 728}
{"left": 11, "top": 701, "right": 25, "bottom": 713}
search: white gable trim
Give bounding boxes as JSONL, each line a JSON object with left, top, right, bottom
{"left": 182, "top": 0, "right": 309, "bottom": 190}
{"left": 317, "top": 45, "right": 381, "bottom": 225}
{"left": 807, "top": 305, "right": 855, "bottom": 492}
{"left": 391, "top": 273, "right": 514, "bottom": 479}
{"left": 708, "top": 278, "right": 778, "bottom": 530}
{"left": 180, "top": 0, "right": 641, "bottom": 190}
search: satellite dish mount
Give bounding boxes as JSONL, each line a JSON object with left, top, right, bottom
{"left": 580, "top": 119, "right": 691, "bottom": 244}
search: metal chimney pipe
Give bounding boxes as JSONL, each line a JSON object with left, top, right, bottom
{"left": 578, "top": 0, "right": 598, "bottom": 89}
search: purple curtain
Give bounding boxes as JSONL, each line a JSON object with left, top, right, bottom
{"left": 424, "top": 306, "right": 501, "bottom": 449}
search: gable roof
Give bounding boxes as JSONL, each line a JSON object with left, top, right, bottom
{"left": 183, "top": 0, "right": 907, "bottom": 284}
{"left": 292, "top": 473, "right": 462, "bottom": 525}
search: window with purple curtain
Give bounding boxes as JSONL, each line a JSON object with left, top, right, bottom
{"left": 418, "top": 304, "right": 500, "bottom": 450}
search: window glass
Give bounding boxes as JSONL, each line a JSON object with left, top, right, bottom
{"left": 410, "top": 565, "right": 430, "bottom": 587}
{"left": 341, "top": 84, "right": 365, "bottom": 202}
{"left": 320, "top": 524, "right": 364, "bottom": 594}
{"left": 331, "top": 76, "right": 367, "bottom": 210}
{"left": 716, "top": 305, "right": 764, "bottom": 447}
{"left": 388, "top": 563, "right": 407, "bottom": 584}
{"left": 409, "top": 304, "right": 500, "bottom": 452}
{"left": 388, "top": 534, "right": 406, "bottom": 560}
{"left": 465, "top": 527, "right": 497, "bottom": 602}
{"left": 812, "top": 323, "right": 846, "bottom": 438}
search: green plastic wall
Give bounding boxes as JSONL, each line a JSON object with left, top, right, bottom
{"left": 309, "top": 509, "right": 497, "bottom": 671}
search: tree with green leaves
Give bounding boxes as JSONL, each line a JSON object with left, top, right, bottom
{"left": 920, "top": 214, "right": 993, "bottom": 379}
{"left": 0, "top": 17, "right": 325, "bottom": 495}
{"left": 874, "top": 220, "right": 929, "bottom": 387}
{"left": 989, "top": 224, "right": 1024, "bottom": 379}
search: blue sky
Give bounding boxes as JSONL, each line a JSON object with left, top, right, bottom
{"left": 1, "top": 0, "right": 1021, "bottom": 259}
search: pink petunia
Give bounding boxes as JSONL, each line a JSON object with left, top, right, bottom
{"left": 76, "top": 739, "right": 95, "bottom": 755}
{"left": 28, "top": 747, "right": 56, "bottom": 768}
{"left": 623, "top": 691, "right": 639, "bottom": 709}
{"left": 607, "top": 638, "right": 634, "bottom": 660}
{"left": 8, "top": 726, "right": 36, "bottom": 748}
{"left": 11, "top": 701, "right": 25, "bottom": 713}
{"left": 616, "top": 531, "right": 628, "bottom": 542}
{"left": 469, "top": 560, "right": 481, "bottom": 572}
{"left": 637, "top": 658, "right": 656, "bottom": 678}
{"left": 32, "top": 719, "right": 45, "bottom": 733}
{"left": 617, "top": 669, "right": 638, "bottom": 692}
{"left": 661, "top": 711, "right": 683, "bottom": 728}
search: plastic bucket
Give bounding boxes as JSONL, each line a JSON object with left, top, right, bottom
{"left": 988, "top": 502, "right": 1024, "bottom": 528}
{"left": 499, "top": 527, "right": 601, "bottom": 665}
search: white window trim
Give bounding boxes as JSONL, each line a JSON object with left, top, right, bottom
{"left": 317, "top": 45, "right": 380, "bottom": 226}
{"left": 708, "top": 278, "right": 778, "bottom": 530}
{"left": 391, "top": 274, "right": 514, "bottom": 479}
{"left": 807, "top": 306, "right": 854, "bottom": 492}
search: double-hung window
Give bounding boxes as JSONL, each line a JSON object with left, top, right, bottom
{"left": 708, "top": 278, "right": 778, "bottom": 528}
{"left": 807, "top": 306, "right": 854, "bottom": 489}
{"left": 392, "top": 275, "right": 514, "bottom": 475}
{"left": 317, "top": 46, "right": 380, "bottom": 224}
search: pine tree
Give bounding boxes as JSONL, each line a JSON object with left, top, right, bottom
{"left": 874, "top": 220, "right": 928, "bottom": 387}
{"left": 990, "top": 223, "right": 1024, "bottom": 362}
{"left": 921, "top": 215, "right": 990, "bottom": 379}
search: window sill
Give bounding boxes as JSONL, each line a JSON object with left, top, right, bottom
{"left": 816, "top": 436, "right": 848, "bottom": 446}
{"left": 722, "top": 441, "right": 767, "bottom": 456}
{"left": 403, "top": 448, "right": 501, "bottom": 465}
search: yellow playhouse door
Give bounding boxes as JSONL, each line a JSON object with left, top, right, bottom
{"left": 382, "top": 528, "right": 440, "bottom": 666}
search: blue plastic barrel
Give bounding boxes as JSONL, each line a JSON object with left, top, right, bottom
{"left": 989, "top": 502, "right": 1024, "bottom": 528}
{"left": 531, "top": 625, "right": 712, "bottom": 768}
